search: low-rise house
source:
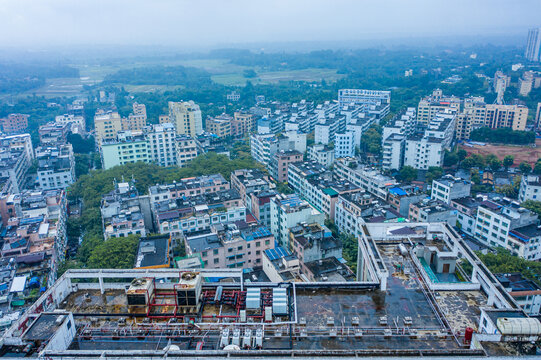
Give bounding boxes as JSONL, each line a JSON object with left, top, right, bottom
{"left": 185, "top": 223, "right": 274, "bottom": 269}
{"left": 409, "top": 199, "right": 457, "bottom": 225}
{"left": 431, "top": 175, "right": 471, "bottom": 204}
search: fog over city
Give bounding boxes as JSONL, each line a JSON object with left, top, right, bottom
{"left": 1, "top": 0, "right": 541, "bottom": 49}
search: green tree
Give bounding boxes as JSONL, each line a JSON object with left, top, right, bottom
{"left": 477, "top": 248, "right": 541, "bottom": 287}
{"left": 533, "top": 161, "right": 541, "bottom": 175}
{"left": 519, "top": 161, "right": 532, "bottom": 174}
{"left": 457, "top": 149, "right": 468, "bottom": 162}
{"left": 443, "top": 151, "right": 458, "bottom": 167}
{"left": 521, "top": 200, "right": 541, "bottom": 217}
{"left": 485, "top": 154, "right": 502, "bottom": 172}
{"left": 426, "top": 166, "right": 443, "bottom": 184}
{"left": 87, "top": 235, "right": 140, "bottom": 269}
{"left": 503, "top": 155, "right": 514, "bottom": 170}
{"left": 339, "top": 233, "right": 358, "bottom": 274}
{"left": 399, "top": 166, "right": 417, "bottom": 182}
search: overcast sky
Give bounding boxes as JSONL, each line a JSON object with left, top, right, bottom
{"left": 0, "top": 0, "right": 539, "bottom": 48}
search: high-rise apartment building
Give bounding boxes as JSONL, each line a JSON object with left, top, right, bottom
{"left": 206, "top": 114, "right": 232, "bottom": 138}
{"left": 232, "top": 111, "right": 255, "bottom": 136}
{"left": 168, "top": 101, "right": 203, "bottom": 137}
{"left": 94, "top": 110, "right": 122, "bottom": 145}
{"left": 518, "top": 71, "right": 534, "bottom": 97}
{"left": 146, "top": 123, "right": 178, "bottom": 167}
{"left": 525, "top": 28, "right": 541, "bottom": 62}
{"left": 419, "top": 89, "right": 528, "bottom": 140}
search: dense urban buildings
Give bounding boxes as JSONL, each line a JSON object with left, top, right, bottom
{"left": 168, "top": 100, "right": 203, "bottom": 137}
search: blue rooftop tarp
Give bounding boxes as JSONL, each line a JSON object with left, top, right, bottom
{"left": 389, "top": 187, "right": 407, "bottom": 196}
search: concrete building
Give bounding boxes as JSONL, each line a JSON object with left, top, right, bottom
{"left": 0, "top": 114, "right": 28, "bottom": 134}
{"left": 0, "top": 149, "right": 30, "bottom": 193}
{"left": 186, "top": 223, "right": 274, "bottom": 269}
{"left": 289, "top": 161, "right": 360, "bottom": 220}
{"left": 101, "top": 132, "right": 150, "bottom": 169}
{"left": 146, "top": 123, "right": 177, "bottom": 167}
{"left": 519, "top": 174, "right": 541, "bottom": 202}
{"left": 431, "top": 175, "right": 471, "bottom": 204}
{"left": 409, "top": 199, "right": 457, "bottom": 225}
{"left": 451, "top": 196, "right": 483, "bottom": 236}
{"left": 39, "top": 122, "right": 71, "bottom": 145}
{"left": 289, "top": 222, "right": 342, "bottom": 266}
{"left": 35, "top": 144, "right": 76, "bottom": 191}
{"left": 536, "top": 102, "right": 541, "bottom": 129}
{"left": 206, "top": 114, "right": 232, "bottom": 138}
{"left": 497, "top": 273, "right": 541, "bottom": 316}
{"left": 525, "top": 27, "right": 541, "bottom": 62}
{"left": 94, "top": 110, "right": 122, "bottom": 146}
{"left": 262, "top": 246, "right": 301, "bottom": 282}
{"left": 387, "top": 185, "right": 427, "bottom": 217}
{"left": 0, "top": 133, "right": 34, "bottom": 162}
{"left": 250, "top": 132, "right": 306, "bottom": 169}
{"left": 250, "top": 190, "right": 278, "bottom": 229}
{"left": 334, "top": 158, "right": 397, "bottom": 200}
{"left": 270, "top": 193, "right": 325, "bottom": 248}
{"left": 176, "top": 135, "right": 198, "bottom": 168}
{"left": 168, "top": 101, "right": 203, "bottom": 137}
{"left": 475, "top": 198, "right": 539, "bottom": 259}
{"left": 230, "top": 169, "right": 271, "bottom": 209}
{"left": 518, "top": 71, "right": 534, "bottom": 97}
{"left": 271, "top": 150, "right": 303, "bottom": 183}
{"left": 100, "top": 180, "right": 153, "bottom": 240}
{"left": 307, "top": 144, "right": 335, "bottom": 168}
{"left": 55, "top": 114, "right": 85, "bottom": 135}
{"left": 334, "top": 132, "right": 355, "bottom": 158}
{"left": 232, "top": 111, "right": 254, "bottom": 136}
{"left": 148, "top": 174, "right": 230, "bottom": 203}
{"left": 338, "top": 89, "right": 390, "bottom": 107}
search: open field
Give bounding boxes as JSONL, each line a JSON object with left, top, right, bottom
{"left": 461, "top": 139, "right": 541, "bottom": 166}
{"left": 212, "top": 67, "right": 344, "bottom": 86}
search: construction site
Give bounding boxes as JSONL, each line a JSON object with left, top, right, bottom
{"left": 0, "top": 223, "right": 539, "bottom": 359}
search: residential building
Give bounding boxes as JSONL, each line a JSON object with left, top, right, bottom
{"left": 0, "top": 149, "right": 30, "bottom": 193}
{"left": 185, "top": 223, "right": 274, "bottom": 269}
{"left": 334, "top": 132, "right": 355, "bottom": 158}
{"left": 101, "top": 132, "right": 150, "bottom": 169}
{"left": 271, "top": 150, "right": 303, "bottom": 183}
{"left": 451, "top": 196, "right": 482, "bottom": 236}
{"left": 518, "top": 71, "right": 534, "bottom": 97}
{"left": 335, "top": 191, "right": 387, "bottom": 235}
{"left": 94, "top": 110, "right": 122, "bottom": 146}
{"left": 431, "top": 175, "right": 472, "bottom": 204}
{"left": 206, "top": 114, "right": 232, "bottom": 138}
{"left": 176, "top": 135, "right": 198, "bottom": 168}
{"left": 270, "top": 193, "right": 325, "bottom": 248}
{"left": 262, "top": 246, "right": 301, "bottom": 282}
{"left": 232, "top": 110, "right": 255, "bottom": 136}
{"left": 154, "top": 202, "right": 246, "bottom": 239}
{"left": 38, "top": 122, "right": 71, "bottom": 145}
{"left": 146, "top": 123, "right": 177, "bottom": 167}
{"left": 518, "top": 174, "right": 541, "bottom": 202}
{"left": 0, "top": 114, "right": 28, "bottom": 134}
{"left": 55, "top": 114, "right": 86, "bottom": 135}
{"left": 508, "top": 224, "right": 541, "bottom": 261}
{"left": 0, "top": 133, "right": 34, "bottom": 162}
{"left": 0, "top": 189, "right": 68, "bottom": 284}
{"left": 230, "top": 169, "right": 271, "bottom": 208}
{"left": 409, "top": 199, "right": 457, "bottom": 225}
{"left": 148, "top": 174, "right": 230, "bottom": 203}
{"left": 250, "top": 190, "right": 278, "bottom": 228}
{"left": 159, "top": 115, "right": 170, "bottom": 124}
{"left": 493, "top": 71, "right": 510, "bottom": 104}
{"left": 288, "top": 161, "right": 360, "bottom": 220}
{"left": 168, "top": 101, "right": 203, "bottom": 137}
{"left": 475, "top": 198, "right": 538, "bottom": 258}
{"left": 387, "top": 185, "right": 426, "bottom": 217}
{"left": 100, "top": 180, "right": 154, "bottom": 240}
{"left": 307, "top": 144, "right": 335, "bottom": 168}
{"left": 496, "top": 273, "right": 541, "bottom": 316}
{"left": 133, "top": 235, "right": 171, "bottom": 269}
{"left": 227, "top": 91, "right": 240, "bottom": 102}
{"left": 289, "top": 222, "right": 342, "bottom": 267}
{"left": 303, "top": 256, "right": 355, "bottom": 282}
{"left": 334, "top": 158, "right": 397, "bottom": 199}
{"left": 338, "top": 89, "right": 390, "bottom": 108}
{"left": 250, "top": 132, "right": 306, "bottom": 169}
{"left": 35, "top": 144, "right": 76, "bottom": 190}
{"left": 381, "top": 108, "right": 417, "bottom": 170}
{"left": 417, "top": 89, "right": 462, "bottom": 126}
{"left": 525, "top": 27, "right": 541, "bottom": 62}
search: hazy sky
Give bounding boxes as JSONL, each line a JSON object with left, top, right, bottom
{"left": 0, "top": 0, "right": 540, "bottom": 48}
